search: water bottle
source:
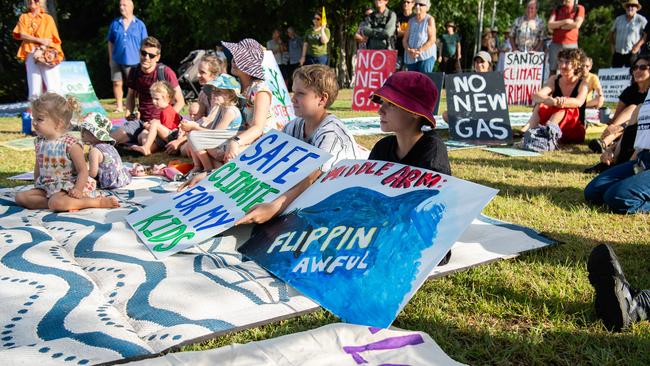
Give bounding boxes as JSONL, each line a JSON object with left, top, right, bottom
{"left": 21, "top": 111, "right": 32, "bottom": 135}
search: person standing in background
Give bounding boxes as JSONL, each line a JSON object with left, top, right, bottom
{"left": 285, "top": 27, "right": 302, "bottom": 91}
{"left": 511, "top": 0, "right": 546, "bottom": 52}
{"left": 107, "top": 0, "right": 148, "bottom": 113}
{"left": 610, "top": 0, "right": 646, "bottom": 68}
{"left": 547, "top": 0, "right": 585, "bottom": 75}
{"left": 438, "top": 21, "right": 461, "bottom": 74}
{"left": 395, "top": 0, "right": 415, "bottom": 70}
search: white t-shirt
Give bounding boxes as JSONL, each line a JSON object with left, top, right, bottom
{"left": 633, "top": 93, "right": 650, "bottom": 150}
{"left": 282, "top": 114, "right": 359, "bottom": 171}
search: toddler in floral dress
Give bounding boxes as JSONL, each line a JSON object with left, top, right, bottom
{"left": 15, "top": 93, "right": 120, "bottom": 211}
{"left": 80, "top": 112, "right": 131, "bottom": 189}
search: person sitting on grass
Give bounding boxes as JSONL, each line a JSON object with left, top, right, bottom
{"left": 178, "top": 38, "right": 273, "bottom": 187}
{"left": 130, "top": 80, "right": 182, "bottom": 156}
{"left": 181, "top": 74, "right": 243, "bottom": 172}
{"left": 367, "top": 71, "right": 452, "bottom": 265}
{"left": 581, "top": 55, "right": 604, "bottom": 110}
{"left": 588, "top": 244, "right": 649, "bottom": 332}
{"left": 521, "top": 48, "right": 588, "bottom": 150}
{"left": 15, "top": 93, "right": 119, "bottom": 211}
{"left": 80, "top": 112, "right": 131, "bottom": 189}
{"left": 584, "top": 104, "right": 650, "bottom": 214}
{"left": 236, "top": 64, "right": 359, "bottom": 224}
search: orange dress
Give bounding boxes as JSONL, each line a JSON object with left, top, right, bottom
{"left": 12, "top": 9, "right": 64, "bottom": 63}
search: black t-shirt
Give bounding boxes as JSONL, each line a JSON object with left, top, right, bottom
{"left": 396, "top": 12, "right": 415, "bottom": 53}
{"left": 368, "top": 131, "right": 452, "bottom": 176}
{"left": 619, "top": 83, "right": 648, "bottom": 107}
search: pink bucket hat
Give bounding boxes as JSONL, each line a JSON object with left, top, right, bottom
{"left": 371, "top": 71, "right": 438, "bottom": 127}
{"left": 221, "top": 38, "right": 266, "bottom": 80}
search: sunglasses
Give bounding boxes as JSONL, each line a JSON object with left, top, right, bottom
{"left": 140, "top": 50, "right": 158, "bottom": 59}
{"left": 414, "top": 3, "right": 427, "bottom": 7}
{"left": 313, "top": 17, "right": 321, "bottom": 21}
{"left": 632, "top": 64, "right": 650, "bottom": 71}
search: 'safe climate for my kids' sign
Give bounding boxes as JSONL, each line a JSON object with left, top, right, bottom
{"left": 445, "top": 72, "right": 512, "bottom": 145}
{"left": 126, "top": 131, "right": 331, "bottom": 259}
{"left": 239, "top": 159, "right": 498, "bottom": 328}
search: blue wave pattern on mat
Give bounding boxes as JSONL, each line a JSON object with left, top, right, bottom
{"left": 41, "top": 213, "right": 235, "bottom": 331}
{"left": 241, "top": 187, "right": 445, "bottom": 327}
{"left": 0, "top": 224, "right": 150, "bottom": 358}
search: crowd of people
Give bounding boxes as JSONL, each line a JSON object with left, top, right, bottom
{"left": 9, "top": 0, "right": 650, "bottom": 332}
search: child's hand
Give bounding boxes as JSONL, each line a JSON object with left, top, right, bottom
{"left": 224, "top": 140, "right": 239, "bottom": 162}
{"left": 180, "top": 120, "right": 197, "bottom": 132}
{"left": 143, "top": 122, "right": 151, "bottom": 129}
{"left": 68, "top": 188, "right": 82, "bottom": 199}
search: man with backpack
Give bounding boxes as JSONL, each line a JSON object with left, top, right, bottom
{"left": 547, "top": 0, "right": 585, "bottom": 75}
{"left": 111, "top": 36, "right": 185, "bottom": 146}
{"left": 362, "top": 0, "right": 397, "bottom": 50}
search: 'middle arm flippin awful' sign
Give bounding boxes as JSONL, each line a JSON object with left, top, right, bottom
{"left": 239, "top": 159, "right": 497, "bottom": 328}
{"left": 126, "top": 131, "right": 331, "bottom": 259}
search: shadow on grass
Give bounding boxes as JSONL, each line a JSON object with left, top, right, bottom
{"left": 451, "top": 154, "right": 593, "bottom": 174}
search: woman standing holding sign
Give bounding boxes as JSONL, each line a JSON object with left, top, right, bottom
{"left": 522, "top": 48, "right": 588, "bottom": 149}
{"left": 13, "top": 0, "right": 64, "bottom": 100}
{"left": 402, "top": 0, "right": 436, "bottom": 73}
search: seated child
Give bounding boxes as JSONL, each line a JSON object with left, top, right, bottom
{"left": 181, "top": 74, "right": 243, "bottom": 171}
{"left": 235, "top": 64, "right": 360, "bottom": 224}
{"left": 131, "top": 80, "right": 184, "bottom": 156}
{"left": 188, "top": 101, "right": 201, "bottom": 121}
{"left": 367, "top": 71, "right": 452, "bottom": 265}
{"left": 15, "top": 93, "right": 119, "bottom": 211}
{"left": 80, "top": 112, "right": 132, "bottom": 189}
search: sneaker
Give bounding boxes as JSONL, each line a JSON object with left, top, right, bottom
{"left": 587, "top": 244, "right": 637, "bottom": 331}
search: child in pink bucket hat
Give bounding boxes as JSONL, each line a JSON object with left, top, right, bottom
{"left": 368, "top": 71, "right": 450, "bottom": 175}
{"left": 368, "top": 71, "right": 452, "bottom": 265}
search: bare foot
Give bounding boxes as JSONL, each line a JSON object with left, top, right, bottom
{"left": 130, "top": 145, "right": 151, "bottom": 156}
{"left": 98, "top": 196, "right": 120, "bottom": 208}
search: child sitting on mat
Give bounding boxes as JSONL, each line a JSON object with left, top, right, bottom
{"left": 80, "top": 112, "right": 131, "bottom": 189}
{"left": 180, "top": 74, "right": 243, "bottom": 172}
{"left": 368, "top": 71, "right": 452, "bottom": 265}
{"left": 131, "top": 80, "right": 183, "bottom": 156}
{"left": 15, "top": 93, "right": 119, "bottom": 211}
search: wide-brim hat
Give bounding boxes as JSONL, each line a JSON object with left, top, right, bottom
{"left": 371, "top": 71, "right": 438, "bottom": 127}
{"left": 221, "top": 38, "right": 265, "bottom": 80}
{"left": 483, "top": 27, "right": 492, "bottom": 34}
{"left": 623, "top": 0, "right": 642, "bottom": 10}
{"left": 474, "top": 51, "right": 492, "bottom": 64}
{"left": 80, "top": 112, "right": 115, "bottom": 144}
{"left": 206, "top": 74, "right": 242, "bottom": 96}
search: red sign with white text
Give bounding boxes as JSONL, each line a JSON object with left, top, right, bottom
{"left": 352, "top": 50, "right": 398, "bottom": 111}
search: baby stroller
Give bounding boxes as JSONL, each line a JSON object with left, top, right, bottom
{"left": 176, "top": 49, "right": 217, "bottom": 100}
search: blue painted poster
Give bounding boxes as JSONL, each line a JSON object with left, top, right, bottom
{"left": 239, "top": 159, "right": 498, "bottom": 328}
{"left": 126, "top": 130, "right": 331, "bottom": 259}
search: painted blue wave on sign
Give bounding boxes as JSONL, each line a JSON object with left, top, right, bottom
{"left": 240, "top": 187, "right": 445, "bottom": 328}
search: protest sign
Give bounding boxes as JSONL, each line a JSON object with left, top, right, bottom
{"left": 352, "top": 49, "right": 398, "bottom": 111}
{"left": 262, "top": 51, "right": 296, "bottom": 130}
{"left": 126, "top": 131, "right": 331, "bottom": 259}
{"left": 423, "top": 72, "right": 444, "bottom": 115}
{"left": 598, "top": 68, "right": 632, "bottom": 103}
{"left": 59, "top": 61, "right": 107, "bottom": 115}
{"left": 445, "top": 72, "right": 512, "bottom": 145}
{"left": 634, "top": 89, "right": 650, "bottom": 148}
{"left": 239, "top": 159, "right": 497, "bottom": 328}
{"left": 503, "top": 52, "right": 544, "bottom": 106}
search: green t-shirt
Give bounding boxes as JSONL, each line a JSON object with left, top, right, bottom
{"left": 440, "top": 33, "right": 461, "bottom": 58}
{"left": 305, "top": 27, "right": 330, "bottom": 56}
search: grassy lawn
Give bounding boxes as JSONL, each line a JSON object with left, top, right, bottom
{"left": 1, "top": 91, "right": 649, "bottom": 365}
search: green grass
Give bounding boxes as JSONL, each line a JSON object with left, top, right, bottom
{"left": 1, "top": 92, "right": 649, "bottom": 365}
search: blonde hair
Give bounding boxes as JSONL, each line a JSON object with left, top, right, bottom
{"left": 150, "top": 80, "right": 174, "bottom": 100}
{"left": 201, "top": 55, "right": 227, "bottom": 76}
{"left": 31, "top": 93, "right": 80, "bottom": 131}
{"left": 292, "top": 64, "right": 339, "bottom": 108}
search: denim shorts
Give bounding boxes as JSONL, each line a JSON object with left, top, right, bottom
{"left": 121, "top": 119, "right": 144, "bottom": 143}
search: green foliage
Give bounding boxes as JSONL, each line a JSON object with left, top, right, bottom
{"left": 580, "top": 5, "right": 615, "bottom": 70}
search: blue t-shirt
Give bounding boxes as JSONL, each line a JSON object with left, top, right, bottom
{"left": 107, "top": 16, "right": 148, "bottom": 66}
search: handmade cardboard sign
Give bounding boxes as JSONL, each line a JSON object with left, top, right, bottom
{"left": 262, "top": 51, "right": 296, "bottom": 130}
{"left": 59, "top": 61, "right": 107, "bottom": 115}
{"left": 598, "top": 68, "right": 632, "bottom": 103}
{"left": 423, "top": 72, "right": 444, "bottom": 115}
{"left": 503, "top": 52, "right": 544, "bottom": 106}
{"left": 352, "top": 50, "right": 398, "bottom": 111}
{"left": 633, "top": 88, "right": 650, "bottom": 149}
{"left": 126, "top": 131, "right": 331, "bottom": 259}
{"left": 239, "top": 159, "right": 498, "bottom": 328}
{"left": 445, "top": 72, "right": 512, "bottom": 145}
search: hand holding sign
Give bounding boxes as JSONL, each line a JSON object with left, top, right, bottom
{"left": 127, "top": 131, "right": 331, "bottom": 259}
